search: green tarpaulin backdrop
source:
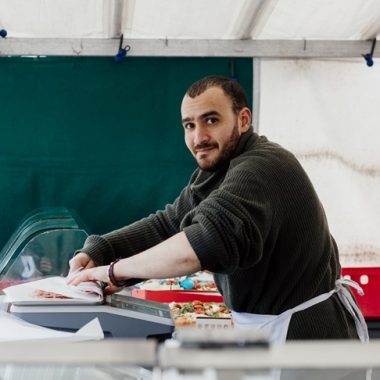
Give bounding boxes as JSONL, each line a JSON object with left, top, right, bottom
{"left": 0, "top": 57, "right": 252, "bottom": 249}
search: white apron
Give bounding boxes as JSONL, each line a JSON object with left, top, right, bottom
{"left": 232, "top": 278, "right": 369, "bottom": 344}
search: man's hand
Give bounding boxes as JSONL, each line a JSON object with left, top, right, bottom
{"left": 67, "top": 265, "right": 122, "bottom": 295}
{"left": 68, "top": 252, "right": 95, "bottom": 274}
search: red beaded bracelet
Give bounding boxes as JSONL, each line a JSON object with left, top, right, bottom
{"left": 108, "top": 258, "right": 128, "bottom": 287}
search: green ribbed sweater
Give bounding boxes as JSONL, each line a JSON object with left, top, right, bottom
{"left": 80, "top": 129, "right": 358, "bottom": 340}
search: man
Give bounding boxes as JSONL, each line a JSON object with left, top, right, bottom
{"left": 68, "top": 75, "right": 367, "bottom": 342}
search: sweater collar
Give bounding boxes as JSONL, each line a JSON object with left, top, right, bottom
{"left": 211, "top": 127, "right": 258, "bottom": 172}
{"left": 231, "top": 128, "right": 257, "bottom": 160}
{"left": 190, "top": 128, "right": 258, "bottom": 192}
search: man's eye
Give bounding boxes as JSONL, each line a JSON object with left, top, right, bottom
{"left": 184, "top": 123, "right": 194, "bottom": 130}
{"left": 206, "top": 118, "right": 217, "bottom": 125}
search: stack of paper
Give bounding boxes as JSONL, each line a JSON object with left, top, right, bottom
{"left": 3, "top": 276, "right": 103, "bottom": 305}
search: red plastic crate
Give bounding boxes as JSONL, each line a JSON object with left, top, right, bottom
{"left": 341, "top": 267, "right": 380, "bottom": 319}
{"left": 131, "top": 289, "right": 224, "bottom": 303}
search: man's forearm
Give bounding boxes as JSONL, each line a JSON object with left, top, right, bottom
{"left": 113, "top": 231, "right": 202, "bottom": 280}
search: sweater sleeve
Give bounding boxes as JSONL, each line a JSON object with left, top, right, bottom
{"left": 183, "top": 167, "right": 274, "bottom": 274}
{"left": 77, "top": 185, "right": 194, "bottom": 266}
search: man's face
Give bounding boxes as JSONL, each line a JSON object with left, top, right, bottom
{"left": 181, "top": 87, "right": 251, "bottom": 171}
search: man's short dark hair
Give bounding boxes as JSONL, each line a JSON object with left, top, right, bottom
{"left": 185, "top": 75, "right": 249, "bottom": 114}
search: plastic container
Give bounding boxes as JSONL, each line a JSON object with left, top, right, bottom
{"left": 341, "top": 267, "right": 380, "bottom": 319}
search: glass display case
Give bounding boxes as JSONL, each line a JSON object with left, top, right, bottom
{"left": 0, "top": 208, "right": 88, "bottom": 290}
{"left": 0, "top": 209, "right": 174, "bottom": 340}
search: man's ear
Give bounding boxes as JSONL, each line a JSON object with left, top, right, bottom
{"left": 238, "top": 107, "right": 252, "bottom": 133}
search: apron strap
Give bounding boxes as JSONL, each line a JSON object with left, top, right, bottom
{"left": 282, "top": 277, "right": 369, "bottom": 343}
{"left": 335, "top": 278, "right": 369, "bottom": 343}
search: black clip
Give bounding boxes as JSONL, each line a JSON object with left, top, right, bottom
{"left": 115, "top": 34, "right": 131, "bottom": 63}
{"left": 0, "top": 29, "right": 7, "bottom": 38}
{"left": 363, "top": 39, "right": 376, "bottom": 67}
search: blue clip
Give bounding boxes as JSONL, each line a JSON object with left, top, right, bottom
{"left": 114, "top": 33, "right": 131, "bottom": 63}
{"left": 0, "top": 29, "right": 7, "bottom": 38}
{"left": 363, "top": 53, "right": 374, "bottom": 67}
{"left": 362, "top": 39, "right": 376, "bottom": 67}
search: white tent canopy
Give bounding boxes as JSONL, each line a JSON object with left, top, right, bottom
{"left": 0, "top": 0, "right": 380, "bottom": 57}
{"left": 0, "top": 0, "right": 379, "bottom": 265}
{"left": 0, "top": 0, "right": 380, "bottom": 40}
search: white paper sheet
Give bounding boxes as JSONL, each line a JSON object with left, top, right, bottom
{"left": 3, "top": 276, "right": 103, "bottom": 305}
{"left": 0, "top": 311, "right": 104, "bottom": 342}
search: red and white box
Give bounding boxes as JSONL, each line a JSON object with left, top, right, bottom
{"left": 342, "top": 267, "right": 380, "bottom": 319}
{"left": 131, "top": 288, "right": 224, "bottom": 303}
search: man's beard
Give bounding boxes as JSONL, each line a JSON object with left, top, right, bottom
{"left": 196, "top": 125, "right": 240, "bottom": 172}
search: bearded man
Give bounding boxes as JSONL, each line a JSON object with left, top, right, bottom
{"left": 68, "top": 76, "right": 367, "bottom": 343}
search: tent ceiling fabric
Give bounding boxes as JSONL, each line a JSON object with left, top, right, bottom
{"left": 256, "top": 0, "right": 380, "bottom": 40}
{"left": 0, "top": 0, "right": 379, "bottom": 41}
{"left": 0, "top": 0, "right": 108, "bottom": 38}
{"left": 123, "top": 0, "right": 380, "bottom": 40}
{"left": 122, "top": 0, "right": 253, "bottom": 39}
